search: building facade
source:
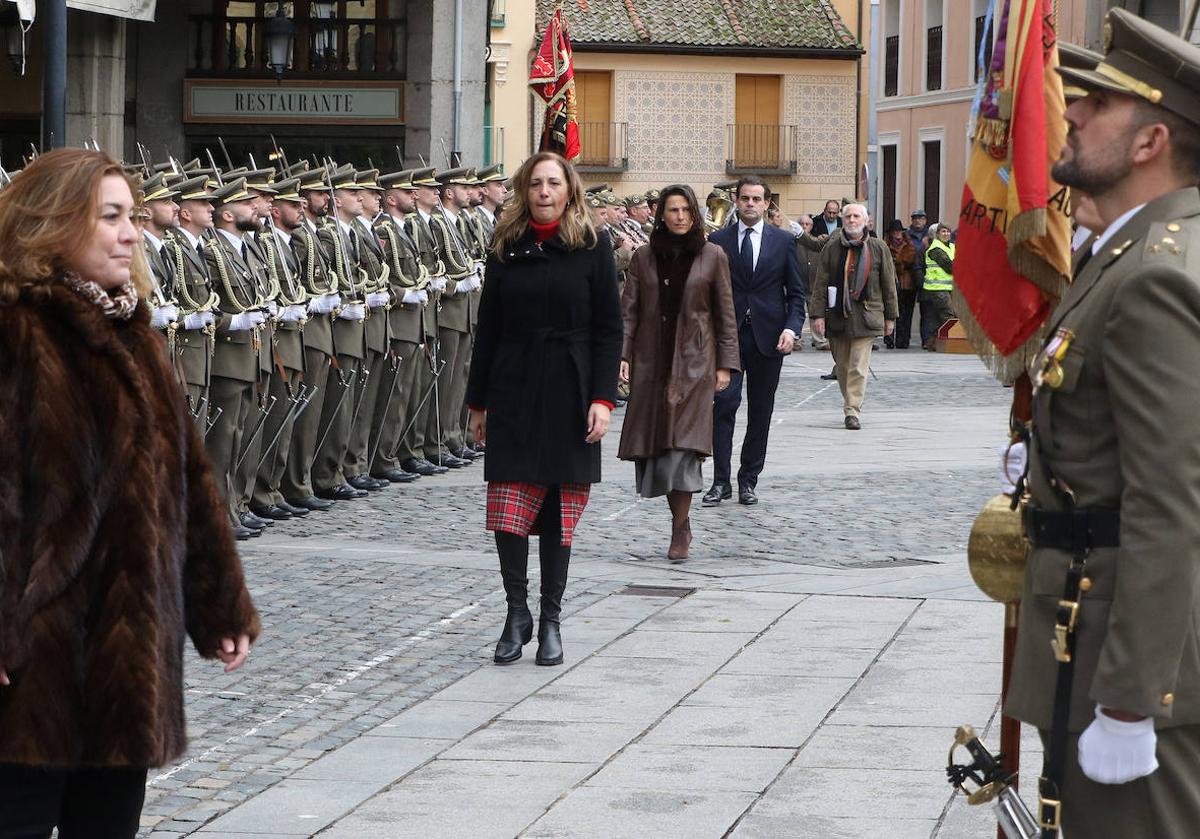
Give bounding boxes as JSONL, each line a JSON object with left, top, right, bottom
{"left": 871, "top": 0, "right": 1183, "bottom": 232}
{"left": 1, "top": 1, "right": 488, "bottom": 172}
{"left": 488, "top": 0, "right": 868, "bottom": 218}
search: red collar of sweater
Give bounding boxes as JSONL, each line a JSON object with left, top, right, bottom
{"left": 529, "top": 219, "right": 560, "bottom": 243}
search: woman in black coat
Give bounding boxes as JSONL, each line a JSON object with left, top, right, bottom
{"left": 466, "top": 152, "right": 622, "bottom": 667}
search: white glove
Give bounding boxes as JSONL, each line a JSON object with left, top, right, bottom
{"left": 150, "top": 305, "right": 178, "bottom": 328}
{"left": 337, "top": 303, "right": 366, "bottom": 321}
{"left": 417, "top": 289, "right": 429, "bottom": 305}
{"left": 1078, "top": 706, "right": 1159, "bottom": 784}
{"left": 366, "top": 291, "right": 391, "bottom": 308}
{"left": 229, "top": 312, "right": 257, "bottom": 331}
{"left": 279, "top": 304, "right": 306, "bottom": 323}
{"left": 458, "top": 275, "right": 480, "bottom": 293}
{"left": 402, "top": 289, "right": 424, "bottom": 305}
{"left": 1000, "top": 441, "right": 1027, "bottom": 494}
{"left": 183, "top": 312, "right": 208, "bottom": 330}
{"left": 307, "top": 293, "right": 340, "bottom": 315}
{"left": 430, "top": 277, "right": 447, "bottom": 292}
{"left": 474, "top": 261, "right": 486, "bottom": 278}
{"left": 266, "top": 300, "right": 279, "bottom": 317}
{"left": 250, "top": 310, "right": 267, "bottom": 326}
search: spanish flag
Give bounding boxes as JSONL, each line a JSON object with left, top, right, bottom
{"left": 530, "top": 8, "right": 581, "bottom": 162}
{"left": 954, "top": 0, "right": 1072, "bottom": 384}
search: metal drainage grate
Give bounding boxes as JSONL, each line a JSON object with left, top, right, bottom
{"left": 616, "top": 585, "right": 695, "bottom": 598}
{"left": 838, "top": 557, "right": 937, "bottom": 569}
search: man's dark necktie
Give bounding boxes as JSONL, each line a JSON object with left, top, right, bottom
{"left": 741, "top": 228, "right": 754, "bottom": 277}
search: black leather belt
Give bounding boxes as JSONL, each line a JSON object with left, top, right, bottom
{"left": 1023, "top": 505, "right": 1120, "bottom": 552}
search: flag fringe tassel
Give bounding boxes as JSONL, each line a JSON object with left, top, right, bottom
{"left": 1007, "top": 207, "right": 1070, "bottom": 299}
{"left": 952, "top": 287, "right": 1049, "bottom": 386}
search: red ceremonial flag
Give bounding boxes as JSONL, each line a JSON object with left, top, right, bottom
{"left": 954, "top": 0, "right": 1072, "bottom": 384}
{"left": 529, "top": 8, "right": 581, "bottom": 162}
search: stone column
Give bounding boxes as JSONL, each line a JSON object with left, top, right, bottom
{"left": 125, "top": 2, "right": 188, "bottom": 163}
{"left": 66, "top": 9, "right": 126, "bottom": 153}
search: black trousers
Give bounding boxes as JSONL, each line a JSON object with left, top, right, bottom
{"left": 711, "top": 320, "right": 784, "bottom": 490}
{"left": 895, "top": 288, "right": 918, "bottom": 348}
{"left": 0, "top": 764, "right": 147, "bottom": 839}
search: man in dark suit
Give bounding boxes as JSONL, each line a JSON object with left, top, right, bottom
{"left": 704, "top": 175, "right": 807, "bottom": 506}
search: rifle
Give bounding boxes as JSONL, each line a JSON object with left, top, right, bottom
{"left": 218, "top": 136, "right": 235, "bottom": 171}
{"left": 270, "top": 134, "right": 289, "bottom": 175}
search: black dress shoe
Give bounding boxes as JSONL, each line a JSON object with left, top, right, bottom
{"left": 316, "top": 484, "right": 365, "bottom": 501}
{"left": 287, "top": 495, "right": 335, "bottom": 511}
{"left": 245, "top": 510, "right": 274, "bottom": 527}
{"left": 239, "top": 513, "right": 267, "bottom": 531}
{"left": 402, "top": 457, "right": 440, "bottom": 476}
{"left": 536, "top": 619, "right": 564, "bottom": 666}
{"left": 277, "top": 500, "right": 311, "bottom": 516}
{"left": 701, "top": 483, "right": 732, "bottom": 507}
{"left": 820, "top": 370, "right": 838, "bottom": 381}
{"left": 372, "top": 468, "right": 419, "bottom": 483}
{"left": 250, "top": 504, "right": 293, "bottom": 521}
{"left": 738, "top": 486, "right": 759, "bottom": 506}
{"left": 452, "top": 447, "right": 480, "bottom": 461}
{"left": 494, "top": 606, "right": 534, "bottom": 664}
{"left": 348, "top": 474, "right": 388, "bottom": 491}
{"left": 431, "top": 452, "right": 466, "bottom": 469}
{"left": 844, "top": 415, "right": 861, "bottom": 430}
{"left": 233, "top": 524, "right": 258, "bottom": 541}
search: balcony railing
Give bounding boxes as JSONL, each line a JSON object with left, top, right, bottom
{"left": 926, "top": 25, "right": 943, "bottom": 91}
{"left": 726, "top": 124, "right": 797, "bottom": 174}
{"left": 884, "top": 35, "right": 899, "bottom": 97}
{"left": 576, "top": 122, "right": 628, "bottom": 172}
{"left": 484, "top": 125, "right": 505, "bottom": 166}
{"left": 187, "top": 14, "right": 406, "bottom": 76}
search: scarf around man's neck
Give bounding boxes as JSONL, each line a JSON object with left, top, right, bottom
{"left": 839, "top": 228, "right": 871, "bottom": 315}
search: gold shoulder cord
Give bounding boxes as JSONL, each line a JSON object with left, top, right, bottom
{"left": 205, "top": 238, "right": 257, "bottom": 313}
{"left": 431, "top": 214, "right": 472, "bottom": 279}
{"left": 299, "top": 227, "right": 337, "bottom": 296}
{"left": 170, "top": 239, "right": 219, "bottom": 316}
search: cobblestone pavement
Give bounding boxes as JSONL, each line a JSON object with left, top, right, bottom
{"left": 141, "top": 348, "right": 1010, "bottom": 837}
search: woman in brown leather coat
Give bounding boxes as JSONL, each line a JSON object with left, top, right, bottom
{"left": 618, "top": 184, "right": 739, "bottom": 560}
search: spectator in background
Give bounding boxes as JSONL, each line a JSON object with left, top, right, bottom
{"left": 886, "top": 220, "right": 917, "bottom": 349}
{"left": 793, "top": 214, "right": 829, "bottom": 352}
{"left": 811, "top": 199, "right": 843, "bottom": 237}
{"left": 920, "top": 223, "right": 957, "bottom": 351}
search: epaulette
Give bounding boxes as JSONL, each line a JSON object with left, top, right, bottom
{"left": 1145, "top": 219, "right": 1189, "bottom": 262}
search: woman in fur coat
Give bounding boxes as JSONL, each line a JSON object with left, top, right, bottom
{"left": 0, "top": 149, "right": 261, "bottom": 838}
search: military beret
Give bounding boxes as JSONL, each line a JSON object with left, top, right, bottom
{"left": 585, "top": 194, "right": 604, "bottom": 209}
{"left": 644, "top": 188, "right": 661, "bottom": 202}
{"left": 585, "top": 183, "right": 609, "bottom": 195}
{"left": 624, "top": 194, "right": 647, "bottom": 208}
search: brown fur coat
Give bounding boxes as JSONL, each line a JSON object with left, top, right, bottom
{"left": 0, "top": 279, "right": 260, "bottom": 768}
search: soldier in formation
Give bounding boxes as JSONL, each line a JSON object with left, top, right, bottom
{"left": 23, "top": 151, "right": 512, "bottom": 541}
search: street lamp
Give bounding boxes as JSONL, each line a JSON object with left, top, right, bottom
{"left": 263, "top": 4, "right": 294, "bottom": 80}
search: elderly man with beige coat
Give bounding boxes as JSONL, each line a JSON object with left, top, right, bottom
{"left": 808, "top": 203, "right": 897, "bottom": 429}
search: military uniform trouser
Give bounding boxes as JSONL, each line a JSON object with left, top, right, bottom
{"left": 1040, "top": 725, "right": 1200, "bottom": 838}
{"left": 237, "top": 369, "right": 273, "bottom": 512}
{"left": 253, "top": 364, "right": 305, "bottom": 510}
{"left": 344, "top": 347, "right": 387, "bottom": 480}
{"left": 829, "top": 334, "right": 875, "bottom": 418}
{"left": 205, "top": 374, "right": 256, "bottom": 522}
{"left": 282, "top": 347, "right": 331, "bottom": 502}
{"left": 312, "top": 352, "right": 361, "bottom": 490}
{"left": 371, "top": 339, "right": 422, "bottom": 474}
{"left": 424, "top": 327, "right": 469, "bottom": 459}
{"left": 448, "top": 333, "right": 473, "bottom": 451}
{"left": 185, "top": 382, "right": 210, "bottom": 432}
{"left": 398, "top": 344, "right": 432, "bottom": 463}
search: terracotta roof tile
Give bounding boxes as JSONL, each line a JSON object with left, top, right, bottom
{"left": 539, "top": 0, "right": 860, "bottom": 52}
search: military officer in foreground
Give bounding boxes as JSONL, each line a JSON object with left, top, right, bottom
{"left": 1006, "top": 10, "right": 1200, "bottom": 836}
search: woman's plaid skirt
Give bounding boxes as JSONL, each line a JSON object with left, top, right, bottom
{"left": 485, "top": 481, "right": 591, "bottom": 547}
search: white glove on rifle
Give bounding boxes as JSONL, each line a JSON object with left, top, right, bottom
{"left": 1078, "top": 706, "right": 1159, "bottom": 784}
{"left": 366, "top": 291, "right": 391, "bottom": 308}
{"left": 182, "top": 312, "right": 208, "bottom": 330}
{"left": 229, "top": 312, "right": 257, "bottom": 331}
{"left": 457, "top": 275, "right": 480, "bottom": 293}
{"left": 278, "top": 304, "right": 307, "bottom": 323}
{"left": 266, "top": 300, "right": 279, "bottom": 316}
{"left": 249, "top": 310, "right": 267, "bottom": 326}
{"left": 430, "top": 277, "right": 447, "bottom": 292}
{"left": 999, "top": 440, "right": 1027, "bottom": 494}
{"left": 337, "top": 303, "right": 366, "bottom": 321}
{"left": 401, "top": 289, "right": 424, "bottom": 305}
{"left": 308, "top": 293, "right": 341, "bottom": 315}
{"left": 150, "top": 305, "right": 178, "bottom": 328}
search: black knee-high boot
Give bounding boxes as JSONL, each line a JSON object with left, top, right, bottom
{"left": 535, "top": 489, "right": 569, "bottom": 666}
{"left": 494, "top": 531, "right": 533, "bottom": 664}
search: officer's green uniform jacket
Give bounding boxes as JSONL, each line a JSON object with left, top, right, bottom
{"left": 1007, "top": 187, "right": 1200, "bottom": 732}
{"left": 376, "top": 213, "right": 425, "bottom": 345}
{"left": 405, "top": 211, "right": 442, "bottom": 341}
{"left": 163, "top": 229, "right": 215, "bottom": 388}
{"left": 428, "top": 208, "right": 473, "bottom": 334}
{"left": 292, "top": 219, "right": 335, "bottom": 358}
{"left": 204, "top": 231, "right": 261, "bottom": 384}
{"left": 318, "top": 219, "right": 367, "bottom": 361}
{"left": 257, "top": 227, "right": 305, "bottom": 374}
{"left": 354, "top": 216, "right": 391, "bottom": 355}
